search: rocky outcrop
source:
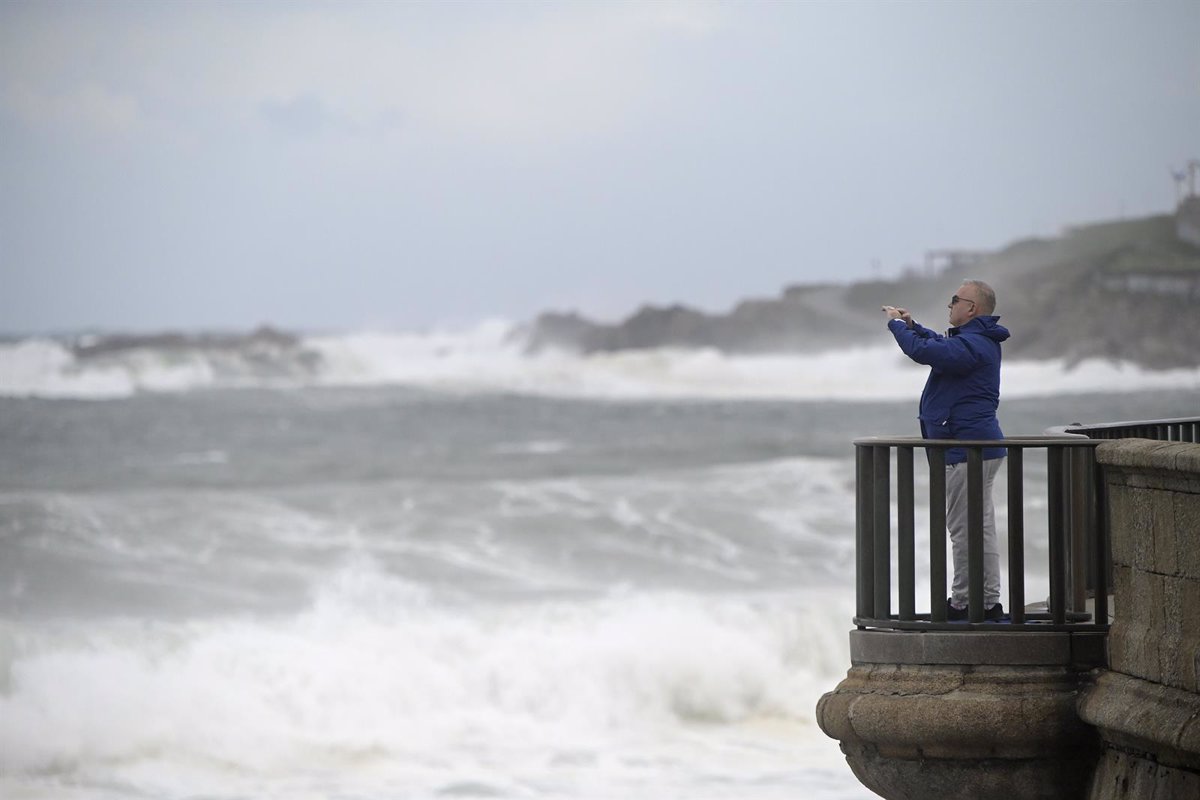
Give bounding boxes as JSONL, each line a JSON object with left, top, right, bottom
{"left": 67, "top": 325, "right": 324, "bottom": 378}
{"left": 526, "top": 213, "right": 1200, "bottom": 369}
{"left": 525, "top": 285, "right": 882, "bottom": 355}
{"left": 71, "top": 325, "right": 304, "bottom": 359}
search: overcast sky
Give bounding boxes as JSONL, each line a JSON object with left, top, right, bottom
{"left": 2, "top": 0, "right": 1198, "bottom": 333}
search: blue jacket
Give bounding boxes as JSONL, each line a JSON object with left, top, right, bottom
{"left": 887, "top": 315, "right": 1010, "bottom": 464}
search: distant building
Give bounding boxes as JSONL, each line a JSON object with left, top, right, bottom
{"left": 1099, "top": 270, "right": 1200, "bottom": 299}
{"left": 923, "top": 249, "right": 989, "bottom": 276}
{"left": 1090, "top": 197, "right": 1200, "bottom": 299}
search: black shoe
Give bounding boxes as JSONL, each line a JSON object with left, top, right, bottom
{"left": 946, "top": 598, "right": 968, "bottom": 621}
{"left": 946, "top": 599, "right": 1006, "bottom": 622}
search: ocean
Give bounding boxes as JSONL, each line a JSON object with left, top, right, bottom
{"left": 1, "top": 323, "right": 1197, "bottom": 800}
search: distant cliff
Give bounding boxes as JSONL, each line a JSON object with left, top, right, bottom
{"left": 525, "top": 210, "right": 1200, "bottom": 370}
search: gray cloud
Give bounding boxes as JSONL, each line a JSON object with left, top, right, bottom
{"left": 1, "top": 0, "right": 1198, "bottom": 333}
{"left": 259, "top": 93, "right": 332, "bottom": 139}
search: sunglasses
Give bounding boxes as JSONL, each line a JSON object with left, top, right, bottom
{"left": 948, "top": 295, "right": 976, "bottom": 308}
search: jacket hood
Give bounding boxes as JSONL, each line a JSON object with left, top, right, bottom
{"left": 955, "top": 315, "right": 1010, "bottom": 343}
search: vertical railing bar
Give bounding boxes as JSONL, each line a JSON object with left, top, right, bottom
{"left": 967, "top": 447, "right": 985, "bottom": 623}
{"left": 1070, "top": 447, "right": 1088, "bottom": 613}
{"left": 897, "top": 446, "right": 916, "bottom": 621}
{"left": 1007, "top": 446, "right": 1025, "bottom": 624}
{"left": 873, "top": 445, "right": 891, "bottom": 621}
{"left": 1082, "top": 445, "right": 1095, "bottom": 617}
{"left": 856, "top": 445, "right": 874, "bottom": 620}
{"left": 1048, "top": 446, "right": 1067, "bottom": 626}
{"left": 1091, "top": 446, "right": 1109, "bottom": 626}
{"left": 929, "top": 447, "right": 947, "bottom": 622}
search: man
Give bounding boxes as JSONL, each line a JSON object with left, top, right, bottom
{"left": 882, "top": 280, "right": 1010, "bottom": 622}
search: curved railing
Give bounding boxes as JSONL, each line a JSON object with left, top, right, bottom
{"left": 854, "top": 436, "right": 1107, "bottom": 631}
{"left": 855, "top": 416, "right": 1200, "bottom": 632}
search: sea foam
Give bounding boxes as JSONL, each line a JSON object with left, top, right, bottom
{"left": 0, "top": 559, "right": 853, "bottom": 799}
{"left": 2, "top": 321, "right": 1198, "bottom": 401}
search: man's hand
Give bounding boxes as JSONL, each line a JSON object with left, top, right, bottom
{"left": 881, "top": 305, "right": 913, "bottom": 326}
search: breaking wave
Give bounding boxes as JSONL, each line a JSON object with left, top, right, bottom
{"left": 2, "top": 321, "right": 1198, "bottom": 401}
{"left": 0, "top": 560, "right": 854, "bottom": 799}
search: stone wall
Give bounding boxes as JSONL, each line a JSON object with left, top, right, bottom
{"left": 1077, "top": 439, "right": 1200, "bottom": 799}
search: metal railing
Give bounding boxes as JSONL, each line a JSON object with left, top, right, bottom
{"left": 1051, "top": 416, "right": 1200, "bottom": 443}
{"left": 855, "top": 436, "right": 1107, "bottom": 631}
{"left": 855, "top": 417, "right": 1200, "bottom": 632}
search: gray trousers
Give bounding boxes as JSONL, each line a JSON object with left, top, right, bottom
{"left": 945, "top": 457, "right": 1004, "bottom": 609}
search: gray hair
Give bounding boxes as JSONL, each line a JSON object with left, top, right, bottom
{"left": 962, "top": 279, "right": 996, "bottom": 314}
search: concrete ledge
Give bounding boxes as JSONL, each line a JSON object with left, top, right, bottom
{"left": 850, "top": 629, "right": 1108, "bottom": 667}
{"left": 1097, "top": 438, "right": 1200, "bottom": 477}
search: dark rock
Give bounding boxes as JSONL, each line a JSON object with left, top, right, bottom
{"left": 72, "top": 325, "right": 303, "bottom": 359}
{"left": 521, "top": 311, "right": 595, "bottom": 353}
{"left": 523, "top": 211, "right": 1200, "bottom": 369}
